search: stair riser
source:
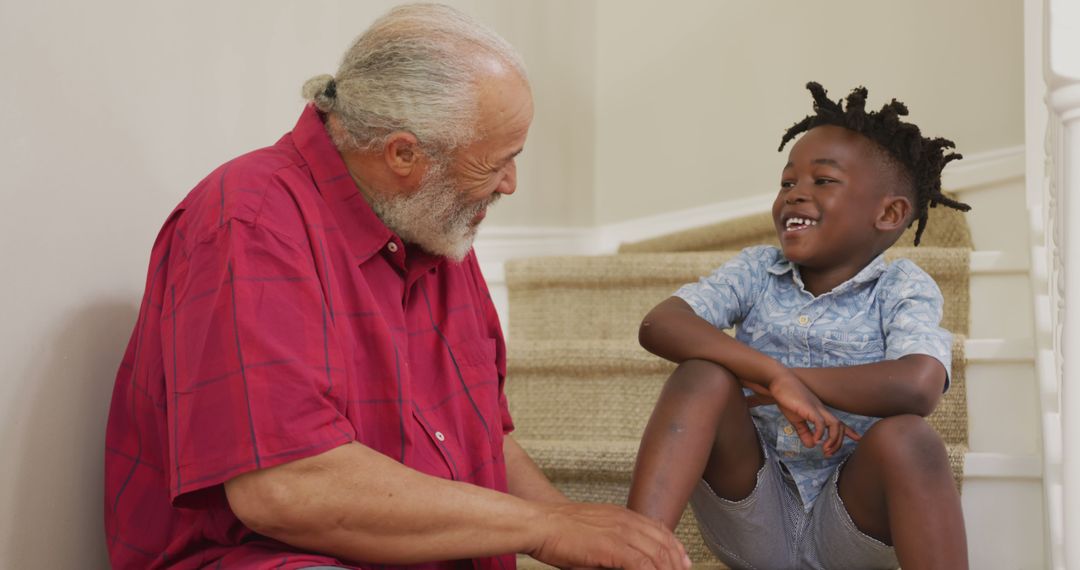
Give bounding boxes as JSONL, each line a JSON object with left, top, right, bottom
{"left": 508, "top": 358, "right": 967, "bottom": 446}
{"left": 508, "top": 253, "right": 969, "bottom": 341}
{"left": 508, "top": 372, "right": 663, "bottom": 441}
{"left": 547, "top": 477, "right": 716, "bottom": 563}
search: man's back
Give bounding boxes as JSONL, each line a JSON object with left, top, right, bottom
{"left": 104, "top": 107, "right": 512, "bottom": 569}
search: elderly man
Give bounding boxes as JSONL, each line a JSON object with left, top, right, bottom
{"left": 104, "top": 4, "right": 688, "bottom": 570}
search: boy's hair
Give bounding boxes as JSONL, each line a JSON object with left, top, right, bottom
{"left": 778, "top": 82, "right": 971, "bottom": 246}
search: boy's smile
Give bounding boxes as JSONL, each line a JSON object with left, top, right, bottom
{"left": 772, "top": 125, "right": 908, "bottom": 295}
{"left": 782, "top": 216, "right": 818, "bottom": 232}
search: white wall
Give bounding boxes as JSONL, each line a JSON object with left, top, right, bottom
{"left": 593, "top": 0, "right": 1025, "bottom": 223}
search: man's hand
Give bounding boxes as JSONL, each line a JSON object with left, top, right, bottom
{"left": 528, "top": 502, "right": 691, "bottom": 570}
{"left": 758, "top": 372, "right": 859, "bottom": 457}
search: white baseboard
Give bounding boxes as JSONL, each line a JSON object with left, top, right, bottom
{"left": 965, "top": 338, "right": 1036, "bottom": 363}
{"left": 593, "top": 193, "right": 776, "bottom": 253}
{"left": 965, "top": 452, "right": 1043, "bottom": 480}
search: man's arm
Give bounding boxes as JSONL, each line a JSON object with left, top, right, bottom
{"left": 504, "top": 434, "right": 570, "bottom": 504}
{"left": 224, "top": 441, "right": 689, "bottom": 569}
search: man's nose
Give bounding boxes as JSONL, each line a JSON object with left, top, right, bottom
{"left": 496, "top": 162, "right": 517, "bottom": 195}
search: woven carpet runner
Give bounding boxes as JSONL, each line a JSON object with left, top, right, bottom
{"left": 506, "top": 204, "right": 972, "bottom": 567}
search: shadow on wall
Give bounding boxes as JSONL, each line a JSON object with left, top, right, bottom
{"left": 3, "top": 300, "right": 138, "bottom": 569}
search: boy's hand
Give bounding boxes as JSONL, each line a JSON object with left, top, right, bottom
{"left": 762, "top": 373, "right": 859, "bottom": 456}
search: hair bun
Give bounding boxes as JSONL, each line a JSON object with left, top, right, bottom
{"left": 301, "top": 74, "right": 337, "bottom": 111}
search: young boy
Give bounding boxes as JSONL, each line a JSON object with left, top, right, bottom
{"left": 628, "top": 82, "right": 972, "bottom": 570}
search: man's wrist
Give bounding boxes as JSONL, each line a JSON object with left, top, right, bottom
{"left": 515, "top": 498, "right": 559, "bottom": 557}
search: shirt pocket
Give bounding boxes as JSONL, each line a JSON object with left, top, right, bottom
{"left": 452, "top": 336, "right": 497, "bottom": 368}
{"left": 820, "top": 332, "right": 885, "bottom": 367}
{"left": 448, "top": 337, "right": 504, "bottom": 448}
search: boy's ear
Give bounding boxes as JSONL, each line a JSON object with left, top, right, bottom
{"left": 876, "top": 194, "right": 913, "bottom": 232}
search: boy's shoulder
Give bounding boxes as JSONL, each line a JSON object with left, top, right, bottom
{"left": 876, "top": 255, "right": 943, "bottom": 301}
{"left": 735, "top": 244, "right": 785, "bottom": 267}
{"left": 880, "top": 256, "right": 935, "bottom": 283}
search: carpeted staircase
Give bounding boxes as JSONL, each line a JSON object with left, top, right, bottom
{"left": 506, "top": 206, "right": 972, "bottom": 567}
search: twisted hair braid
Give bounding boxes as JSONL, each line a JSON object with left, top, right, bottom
{"left": 779, "top": 82, "right": 971, "bottom": 245}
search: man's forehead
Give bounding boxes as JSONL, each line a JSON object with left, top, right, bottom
{"left": 475, "top": 73, "right": 533, "bottom": 134}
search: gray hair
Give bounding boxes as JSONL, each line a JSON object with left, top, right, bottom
{"left": 301, "top": 3, "right": 527, "bottom": 155}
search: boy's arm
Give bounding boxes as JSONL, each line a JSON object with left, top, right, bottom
{"left": 788, "top": 260, "right": 952, "bottom": 418}
{"left": 640, "top": 297, "right": 781, "bottom": 384}
{"left": 640, "top": 296, "right": 853, "bottom": 452}
{"left": 790, "top": 356, "right": 947, "bottom": 417}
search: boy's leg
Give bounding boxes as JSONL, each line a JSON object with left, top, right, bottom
{"left": 833, "top": 414, "right": 967, "bottom": 569}
{"left": 628, "top": 359, "right": 762, "bottom": 530}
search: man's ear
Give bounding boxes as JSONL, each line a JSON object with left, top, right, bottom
{"left": 876, "top": 194, "right": 913, "bottom": 232}
{"left": 383, "top": 131, "right": 423, "bottom": 177}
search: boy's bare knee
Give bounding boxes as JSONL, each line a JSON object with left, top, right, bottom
{"left": 861, "top": 415, "right": 949, "bottom": 473}
{"left": 670, "top": 359, "right": 740, "bottom": 395}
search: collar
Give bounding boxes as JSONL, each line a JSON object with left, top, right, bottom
{"left": 766, "top": 252, "right": 887, "bottom": 294}
{"left": 289, "top": 104, "right": 443, "bottom": 274}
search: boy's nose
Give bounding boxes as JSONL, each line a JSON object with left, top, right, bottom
{"left": 784, "top": 182, "right": 812, "bottom": 204}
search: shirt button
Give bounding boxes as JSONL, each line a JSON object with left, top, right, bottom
{"left": 434, "top": 431, "right": 446, "bottom": 442}
{"left": 783, "top": 425, "right": 795, "bottom": 436}
{"left": 387, "top": 242, "right": 399, "bottom": 253}
{"left": 783, "top": 451, "right": 797, "bottom": 458}
{"left": 797, "top": 315, "right": 809, "bottom": 326}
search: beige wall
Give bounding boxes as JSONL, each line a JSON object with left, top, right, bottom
{"left": 484, "top": 1, "right": 598, "bottom": 227}
{"left": 593, "top": 0, "right": 1024, "bottom": 223}
{"left": 0, "top": 1, "right": 1022, "bottom": 566}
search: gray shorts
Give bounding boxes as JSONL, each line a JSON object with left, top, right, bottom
{"left": 689, "top": 445, "right": 898, "bottom": 570}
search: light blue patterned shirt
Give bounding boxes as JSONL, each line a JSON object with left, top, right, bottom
{"left": 674, "top": 245, "right": 952, "bottom": 509}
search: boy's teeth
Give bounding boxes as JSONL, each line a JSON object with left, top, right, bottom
{"left": 785, "top": 217, "right": 818, "bottom": 229}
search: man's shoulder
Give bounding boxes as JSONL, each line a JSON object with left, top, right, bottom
{"left": 175, "top": 141, "right": 317, "bottom": 246}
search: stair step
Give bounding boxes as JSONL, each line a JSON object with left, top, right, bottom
{"left": 517, "top": 440, "right": 715, "bottom": 563}
{"left": 518, "top": 439, "right": 969, "bottom": 489}
{"left": 506, "top": 247, "right": 970, "bottom": 341}
{"left": 507, "top": 339, "right": 968, "bottom": 451}
{"left": 516, "top": 555, "right": 727, "bottom": 570}
{"left": 518, "top": 438, "right": 968, "bottom": 490}
{"left": 514, "top": 437, "right": 967, "bottom": 565}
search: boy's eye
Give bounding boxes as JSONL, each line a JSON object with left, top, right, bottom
{"left": 814, "top": 177, "right": 837, "bottom": 185}
{"left": 780, "top": 180, "right": 795, "bottom": 189}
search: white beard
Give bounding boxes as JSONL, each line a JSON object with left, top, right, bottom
{"left": 366, "top": 163, "right": 498, "bottom": 262}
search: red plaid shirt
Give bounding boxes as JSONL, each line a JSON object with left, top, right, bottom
{"left": 105, "top": 105, "right": 514, "bottom": 570}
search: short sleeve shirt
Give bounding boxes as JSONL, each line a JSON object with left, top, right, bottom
{"left": 674, "top": 245, "right": 952, "bottom": 509}
{"left": 104, "top": 105, "right": 514, "bottom": 570}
